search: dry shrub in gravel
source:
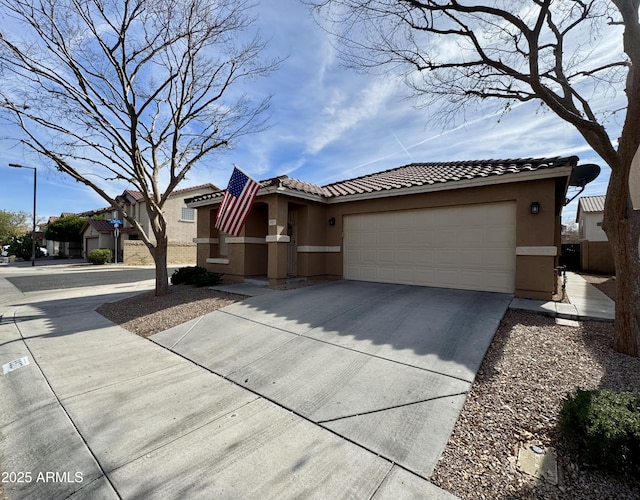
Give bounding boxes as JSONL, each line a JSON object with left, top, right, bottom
{"left": 431, "top": 310, "right": 640, "bottom": 500}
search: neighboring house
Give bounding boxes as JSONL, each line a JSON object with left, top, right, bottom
{"left": 187, "top": 156, "right": 579, "bottom": 300}
{"left": 44, "top": 208, "right": 108, "bottom": 257}
{"left": 576, "top": 195, "right": 607, "bottom": 241}
{"left": 80, "top": 219, "right": 116, "bottom": 256}
{"left": 575, "top": 195, "right": 614, "bottom": 273}
{"left": 80, "top": 184, "right": 217, "bottom": 264}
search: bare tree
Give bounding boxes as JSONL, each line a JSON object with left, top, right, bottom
{"left": 0, "top": 0, "right": 278, "bottom": 295}
{"left": 310, "top": 0, "right": 640, "bottom": 357}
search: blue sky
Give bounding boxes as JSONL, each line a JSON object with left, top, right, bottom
{"left": 0, "top": 0, "right": 622, "bottom": 226}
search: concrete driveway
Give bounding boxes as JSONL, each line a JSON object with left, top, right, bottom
{"left": 1, "top": 265, "right": 509, "bottom": 498}
{"left": 152, "top": 280, "right": 511, "bottom": 479}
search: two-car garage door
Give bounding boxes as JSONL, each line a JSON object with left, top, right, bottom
{"left": 343, "top": 202, "right": 516, "bottom": 293}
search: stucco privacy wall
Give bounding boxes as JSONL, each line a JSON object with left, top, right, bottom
{"left": 196, "top": 175, "right": 566, "bottom": 300}
{"left": 123, "top": 240, "right": 197, "bottom": 265}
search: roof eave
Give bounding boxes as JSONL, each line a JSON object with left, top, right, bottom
{"left": 186, "top": 185, "right": 326, "bottom": 208}
{"left": 186, "top": 195, "right": 224, "bottom": 208}
{"left": 186, "top": 165, "right": 574, "bottom": 207}
{"left": 325, "top": 165, "right": 574, "bottom": 204}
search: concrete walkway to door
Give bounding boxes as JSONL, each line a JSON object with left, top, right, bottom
{"left": 152, "top": 280, "right": 512, "bottom": 482}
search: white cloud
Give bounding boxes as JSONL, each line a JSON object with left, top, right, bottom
{"left": 305, "top": 79, "right": 400, "bottom": 155}
{"left": 1, "top": 0, "right": 623, "bottom": 224}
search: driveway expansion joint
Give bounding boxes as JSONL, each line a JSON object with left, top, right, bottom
{"left": 316, "top": 391, "right": 469, "bottom": 424}
{"left": 58, "top": 360, "right": 189, "bottom": 401}
{"left": 300, "top": 331, "right": 475, "bottom": 384}
{"left": 104, "top": 396, "right": 261, "bottom": 475}
{"left": 150, "top": 337, "right": 441, "bottom": 484}
{"left": 167, "top": 314, "right": 205, "bottom": 349}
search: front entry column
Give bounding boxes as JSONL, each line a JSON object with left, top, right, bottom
{"left": 266, "top": 197, "right": 290, "bottom": 286}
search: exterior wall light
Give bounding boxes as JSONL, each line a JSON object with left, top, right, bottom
{"left": 530, "top": 202, "right": 540, "bottom": 215}
{"left": 328, "top": 217, "right": 336, "bottom": 226}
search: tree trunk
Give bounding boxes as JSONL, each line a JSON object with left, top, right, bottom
{"left": 604, "top": 165, "right": 640, "bottom": 357}
{"left": 150, "top": 237, "right": 170, "bottom": 296}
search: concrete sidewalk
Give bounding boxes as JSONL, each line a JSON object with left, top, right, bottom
{"left": 509, "top": 271, "right": 615, "bottom": 322}
{"left": 0, "top": 276, "right": 458, "bottom": 498}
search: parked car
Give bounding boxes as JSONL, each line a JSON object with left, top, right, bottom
{"left": 1, "top": 245, "right": 8, "bottom": 257}
{"left": 37, "top": 247, "right": 48, "bottom": 257}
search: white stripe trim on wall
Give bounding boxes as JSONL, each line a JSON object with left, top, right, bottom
{"left": 265, "top": 235, "right": 291, "bottom": 243}
{"left": 297, "top": 246, "right": 341, "bottom": 253}
{"left": 193, "top": 238, "right": 219, "bottom": 244}
{"left": 516, "top": 246, "right": 558, "bottom": 256}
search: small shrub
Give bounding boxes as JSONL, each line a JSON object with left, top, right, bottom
{"left": 171, "top": 266, "right": 223, "bottom": 287}
{"left": 170, "top": 266, "right": 207, "bottom": 285}
{"left": 87, "top": 248, "right": 112, "bottom": 265}
{"left": 559, "top": 388, "right": 640, "bottom": 474}
{"left": 191, "top": 272, "right": 224, "bottom": 287}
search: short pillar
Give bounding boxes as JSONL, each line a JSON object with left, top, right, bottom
{"left": 267, "top": 198, "right": 290, "bottom": 286}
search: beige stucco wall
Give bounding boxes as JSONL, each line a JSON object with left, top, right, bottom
{"left": 118, "top": 187, "right": 215, "bottom": 244}
{"left": 195, "top": 176, "right": 567, "bottom": 299}
{"left": 123, "top": 240, "right": 197, "bottom": 265}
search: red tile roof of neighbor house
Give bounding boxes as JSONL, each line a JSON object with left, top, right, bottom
{"left": 122, "top": 189, "right": 145, "bottom": 202}
{"left": 185, "top": 156, "right": 578, "bottom": 205}
{"left": 578, "top": 195, "right": 606, "bottom": 213}
{"left": 82, "top": 219, "right": 115, "bottom": 234}
{"left": 121, "top": 183, "right": 218, "bottom": 202}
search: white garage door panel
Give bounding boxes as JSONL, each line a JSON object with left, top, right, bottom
{"left": 343, "top": 202, "right": 516, "bottom": 293}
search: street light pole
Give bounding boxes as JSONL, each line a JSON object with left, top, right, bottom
{"left": 8, "top": 163, "right": 37, "bottom": 266}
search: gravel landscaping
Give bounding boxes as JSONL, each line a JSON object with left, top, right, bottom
{"left": 431, "top": 310, "right": 640, "bottom": 499}
{"left": 97, "top": 281, "right": 639, "bottom": 498}
{"left": 96, "top": 284, "right": 247, "bottom": 337}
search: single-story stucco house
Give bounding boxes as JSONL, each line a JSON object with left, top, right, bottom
{"left": 186, "top": 156, "right": 579, "bottom": 300}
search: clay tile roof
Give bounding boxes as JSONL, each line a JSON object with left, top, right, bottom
{"left": 322, "top": 157, "right": 577, "bottom": 197}
{"left": 578, "top": 195, "right": 606, "bottom": 213}
{"left": 123, "top": 189, "right": 145, "bottom": 201}
{"left": 279, "top": 177, "right": 331, "bottom": 196}
{"left": 183, "top": 175, "right": 329, "bottom": 204}
{"left": 171, "top": 183, "right": 218, "bottom": 195}
{"left": 84, "top": 219, "right": 114, "bottom": 234}
{"left": 185, "top": 156, "right": 577, "bottom": 205}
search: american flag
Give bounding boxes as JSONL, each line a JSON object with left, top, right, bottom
{"left": 214, "top": 166, "right": 260, "bottom": 237}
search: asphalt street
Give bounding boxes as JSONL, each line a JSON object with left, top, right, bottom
{"left": 4, "top": 262, "right": 179, "bottom": 292}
